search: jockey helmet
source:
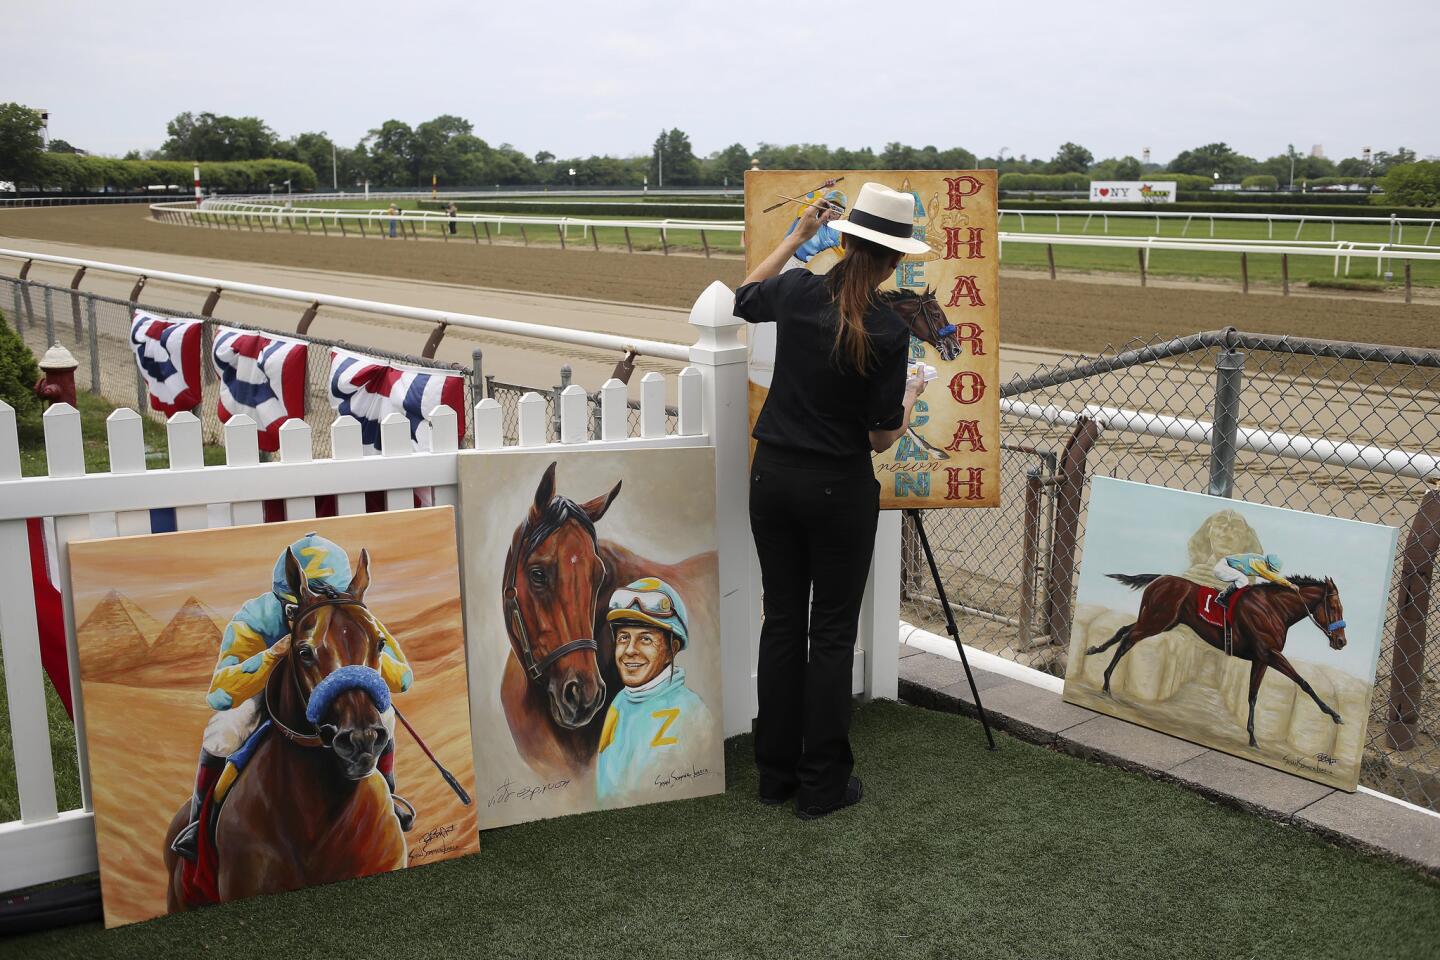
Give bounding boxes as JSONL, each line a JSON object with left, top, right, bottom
{"left": 606, "top": 577, "right": 689, "bottom": 650}
{"left": 1264, "top": 553, "right": 1283, "bottom": 572}
{"left": 271, "top": 533, "right": 353, "bottom": 602}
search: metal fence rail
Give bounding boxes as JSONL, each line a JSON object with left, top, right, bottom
{"left": 2, "top": 278, "right": 673, "bottom": 458}
{"left": 904, "top": 329, "right": 1440, "bottom": 809}
{"left": 3, "top": 277, "right": 478, "bottom": 458}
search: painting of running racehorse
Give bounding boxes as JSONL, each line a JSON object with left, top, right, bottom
{"left": 458, "top": 447, "right": 724, "bottom": 829}
{"left": 69, "top": 509, "right": 479, "bottom": 928}
{"left": 1063, "top": 477, "right": 1399, "bottom": 790}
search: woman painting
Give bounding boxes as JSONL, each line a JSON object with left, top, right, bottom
{"left": 733, "top": 182, "right": 928, "bottom": 819}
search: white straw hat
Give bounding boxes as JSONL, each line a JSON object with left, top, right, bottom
{"left": 829, "top": 182, "right": 930, "bottom": 255}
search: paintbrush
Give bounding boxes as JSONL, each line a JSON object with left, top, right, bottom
{"left": 766, "top": 194, "right": 846, "bottom": 219}
{"left": 761, "top": 177, "right": 846, "bottom": 213}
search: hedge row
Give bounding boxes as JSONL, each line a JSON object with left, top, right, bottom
{"left": 413, "top": 199, "right": 742, "bottom": 220}
{"left": 16, "top": 155, "right": 318, "bottom": 193}
{"left": 1240, "top": 175, "right": 1279, "bottom": 190}
{"left": 997, "top": 173, "right": 1089, "bottom": 191}
{"left": 1131, "top": 172, "right": 1215, "bottom": 192}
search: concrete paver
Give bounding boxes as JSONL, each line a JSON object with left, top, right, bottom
{"left": 1060, "top": 715, "right": 1211, "bottom": 774}
{"left": 1169, "top": 750, "right": 1336, "bottom": 817}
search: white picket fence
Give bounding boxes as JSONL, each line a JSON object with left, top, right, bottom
{"left": 0, "top": 280, "right": 902, "bottom": 893}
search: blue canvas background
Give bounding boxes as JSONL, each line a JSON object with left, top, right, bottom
{"left": 1077, "top": 477, "right": 1399, "bottom": 681}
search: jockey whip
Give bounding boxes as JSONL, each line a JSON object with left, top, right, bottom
{"left": 394, "top": 707, "right": 472, "bottom": 805}
{"left": 761, "top": 176, "right": 846, "bottom": 213}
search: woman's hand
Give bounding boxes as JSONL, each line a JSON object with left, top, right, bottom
{"left": 904, "top": 366, "right": 928, "bottom": 399}
{"left": 789, "top": 204, "right": 825, "bottom": 243}
{"left": 790, "top": 201, "right": 842, "bottom": 243}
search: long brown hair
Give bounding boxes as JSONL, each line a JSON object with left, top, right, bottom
{"left": 826, "top": 236, "right": 903, "bottom": 373}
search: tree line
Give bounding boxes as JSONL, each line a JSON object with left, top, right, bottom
{"left": 1, "top": 103, "right": 1435, "bottom": 205}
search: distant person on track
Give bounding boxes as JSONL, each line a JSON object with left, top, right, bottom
{"left": 446, "top": 201, "right": 458, "bottom": 235}
{"left": 388, "top": 203, "right": 400, "bottom": 239}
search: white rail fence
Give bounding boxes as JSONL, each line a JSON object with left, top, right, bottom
{"left": 0, "top": 280, "right": 902, "bottom": 894}
{"left": 150, "top": 202, "right": 1440, "bottom": 282}
{"left": 0, "top": 246, "right": 691, "bottom": 362}
{"left": 1001, "top": 232, "right": 1440, "bottom": 281}
{"left": 163, "top": 201, "right": 742, "bottom": 254}
{"left": 1000, "top": 208, "right": 1440, "bottom": 244}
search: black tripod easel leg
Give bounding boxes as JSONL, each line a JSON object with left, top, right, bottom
{"left": 905, "top": 509, "right": 997, "bottom": 751}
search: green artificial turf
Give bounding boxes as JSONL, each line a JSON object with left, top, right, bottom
{"left": 5, "top": 700, "right": 1436, "bottom": 959}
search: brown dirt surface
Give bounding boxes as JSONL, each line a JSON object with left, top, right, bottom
{"left": 4, "top": 205, "right": 1439, "bottom": 354}
{"left": 0, "top": 205, "right": 738, "bottom": 309}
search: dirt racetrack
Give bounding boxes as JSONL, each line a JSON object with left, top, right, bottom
{"left": 3, "top": 205, "right": 1438, "bottom": 354}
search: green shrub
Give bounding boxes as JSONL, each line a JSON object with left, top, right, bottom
{"left": 413, "top": 199, "right": 741, "bottom": 220}
{"left": 0, "top": 315, "right": 41, "bottom": 423}
{"left": 21, "top": 155, "right": 317, "bottom": 193}
{"left": 1241, "top": 175, "right": 1279, "bottom": 190}
{"left": 1376, "top": 162, "right": 1440, "bottom": 208}
{"left": 998, "top": 172, "right": 1089, "bottom": 191}
{"left": 1140, "top": 172, "right": 1214, "bottom": 192}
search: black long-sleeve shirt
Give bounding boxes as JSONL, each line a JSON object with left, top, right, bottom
{"left": 734, "top": 269, "right": 909, "bottom": 459}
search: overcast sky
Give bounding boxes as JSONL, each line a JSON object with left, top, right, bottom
{"left": 10, "top": 0, "right": 1437, "bottom": 164}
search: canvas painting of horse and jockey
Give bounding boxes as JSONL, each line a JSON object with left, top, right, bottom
{"left": 457, "top": 447, "right": 724, "bottom": 829}
{"left": 68, "top": 508, "right": 480, "bottom": 928}
{"left": 1063, "top": 477, "right": 1399, "bottom": 790}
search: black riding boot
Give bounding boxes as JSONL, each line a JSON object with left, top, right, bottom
{"left": 380, "top": 745, "right": 416, "bottom": 832}
{"left": 171, "top": 749, "right": 225, "bottom": 862}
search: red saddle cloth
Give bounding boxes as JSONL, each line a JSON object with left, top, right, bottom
{"left": 1197, "top": 585, "right": 1248, "bottom": 627}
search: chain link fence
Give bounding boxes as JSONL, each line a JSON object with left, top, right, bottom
{"left": 903, "top": 330, "right": 1440, "bottom": 809}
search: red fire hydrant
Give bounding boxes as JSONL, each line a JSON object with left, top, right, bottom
{"left": 34, "top": 343, "right": 79, "bottom": 408}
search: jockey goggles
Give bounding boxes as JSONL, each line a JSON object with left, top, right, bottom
{"left": 606, "top": 585, "right": 689, "bottom": 648}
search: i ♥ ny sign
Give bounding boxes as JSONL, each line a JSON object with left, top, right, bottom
{"left": 1090, "top": 180, "right": 1178, "bottom": 204}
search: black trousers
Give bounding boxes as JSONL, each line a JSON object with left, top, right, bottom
{"left": 749, "top": 442, "right": 879, "bottom": 807}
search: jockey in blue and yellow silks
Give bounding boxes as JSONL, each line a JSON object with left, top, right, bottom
{"left": 1214, "top": 552, "right": 1294, "bottom": 605}
{"left": 781, "top": 180, "right": 847, "bottom": 273}
{"left": 596, "top": 578, "right": 714, "bottom": 806}
{"left": 170, "top": 533, "right": 415, "bottom": 862}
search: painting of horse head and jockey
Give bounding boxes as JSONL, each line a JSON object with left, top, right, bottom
{"left": 458, "top": 447, "right": 724, "bottom": 829}
{"left": 68, "top": 509, "right": 479, "bottom": 928}
{"left": 1063, "top": 477, "right": 1399, "bottom": 790}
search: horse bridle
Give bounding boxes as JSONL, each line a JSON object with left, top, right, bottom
{"left": 266, "top": 587, "right": 371, "bottom": 749}
{"left": 503, "top": 502, "right": 606, "bottom": 684}
{"left": 1304, "top": 579, "right": 1346, "bottom": 639}
{"left": 886, "top": 289, "right": 959, "bottom": 361}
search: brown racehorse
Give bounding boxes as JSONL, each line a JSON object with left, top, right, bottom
{"left": 163, "top": 547, "right": 405, "bottom": 911}
{"left": 883, "top": 287, "right": 964, "bottom": 362}
{"left": 500, "top": 461, "right": 714, "bottom": 781}
{"left": 1086, "top": 574, "right": 1349, "bottom": 749}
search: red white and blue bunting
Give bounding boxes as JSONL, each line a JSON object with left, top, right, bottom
{"left": 130, "top": 310, "right": 203, "bottom": 415}
{"left": 211, "top": 327, "right": 309, "bottom": 452}
{"left": 326, "top": 348, "right": 466, "bottom": 454}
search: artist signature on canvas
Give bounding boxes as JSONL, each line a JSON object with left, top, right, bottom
{"left": 408, "top": 822, "right": 461, "bottom": 862}
{"left": 487, "top": 778, "right": 571, "bottom": 808}
{"left": 1282, "top": 753, "right": 1340, "bottom": 774}
{"left": 654, "top": 764, "right": 710, "bottom": 789}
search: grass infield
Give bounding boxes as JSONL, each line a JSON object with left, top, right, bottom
{"left": 3, "top": 700, "right": 1436, "bottom": 959}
